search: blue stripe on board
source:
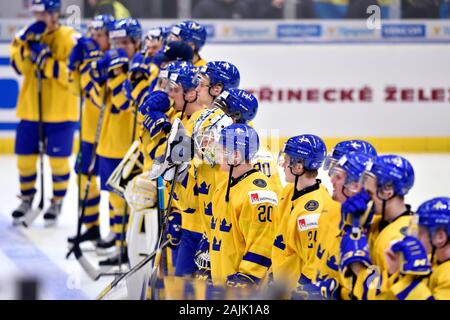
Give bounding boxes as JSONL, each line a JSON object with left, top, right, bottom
{"left": 0, "top": 57, "right": 10, "bottom": 65}
{"left": 0, "top": 122, "right": 18, "bottom": 130}
{"left": 0, "top": 216, "right": 89, "bottom": 300}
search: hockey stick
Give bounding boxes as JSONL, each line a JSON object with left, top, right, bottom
{"left": 76, "top": 85, "right": 84, "bottom": 215}
{"left": 97, "top": 239, "right": 170, "bottom": 300}
{"left": 66, "top": 85, "right": 107, "bottom": 260}
{"left": 147, "top": 164, "right": 179, "bottom": 300}
{"left": 22, "top": 69, "right": 46, "bottom": 228}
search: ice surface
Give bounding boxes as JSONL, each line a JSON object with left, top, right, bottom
{"left": 0, "top": 153, "right": 449, "bottom": 299}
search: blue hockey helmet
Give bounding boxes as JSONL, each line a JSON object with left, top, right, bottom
{"left": 214, "top": 89, "right": 258, "bottom": 124}
{"left": 169, "top": 64, "right": 198, "bottom": 92}
{"left": 153, "top": 41, "right": 194, "bottom": 66}
{"left": 330, "top": 152, "right": 374, "bottom": 189}
{"left": 31, "top": 0, "right": 61, "bottom": 12}
{"left": 417, "top": 197, "right": 450, "bottom": 235}
{"left": 90, "top": 14, "right": 115, "bottom": 32}
{"left": 170, "top": 20, "right": 207, "bottom": 51}
{"left": 324, "top": 140, "right": 377, "bottom": 171}
{"left": 368, "top": 155, "right": 414, "bottom": 197}
{"left": 219, "top": 123, "right": 259, "bottom": 163}
{"left": 159, "top": 61, "right": 192, "bottom": 80}
{"left": 110, "top": 18, "right": 142, "bottom": 42}
{"left": 279, "top": 134, "right": 327, "bottom": 171}
{"left": 195, "top": 61, "right": 240, "bottom": 91}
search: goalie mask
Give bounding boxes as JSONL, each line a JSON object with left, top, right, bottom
{"left": 193, "top": 108, "right": 233, "bottom": 166}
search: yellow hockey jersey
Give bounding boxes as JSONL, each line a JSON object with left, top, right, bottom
{"left": 171, "top": 109, "right": 205, "bottom": 234}
{"left": 74, "top": 60, "right": 101, "bottom": 144}
{"left": 194, "top": 57, "right": 207, "bottom": 67}
{"left": 271, "top": 180, "right": 334, "bottom": 292}
{"left": 210, "top": 169, "right": 278, "bottom": 286}
{"left": 388, "top": 260, "right": 450, "bottom": 300}
{"left": 196, "top": 163, "right": 227, "bottom": 240}
{"left": 84, "top": 68, "right": 139, "bottom": 159}
{"left": 252, "top": 148, "right": 283, "bottom": 196}
{"left": 11, "top": 25, "right": 80, "bottom": 122}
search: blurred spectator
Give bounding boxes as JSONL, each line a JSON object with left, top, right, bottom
{"left": 192, "top": 0, "right": 250, "bottom": 19}
{"left": 247, "top": 0, "right": 315, "bottom": 19}
{"left": 401, "top": 0, "right": 442, "bottom": 19}
{"left": 86, "top": 0, "right": 131, "bottom": 18}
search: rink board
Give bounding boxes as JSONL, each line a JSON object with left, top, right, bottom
{"left": 1, "top": 42, "right": 450, "bottom": 153}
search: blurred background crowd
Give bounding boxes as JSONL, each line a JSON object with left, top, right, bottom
{"left": 1, "top": 0, "right": 449, "bottom": 20}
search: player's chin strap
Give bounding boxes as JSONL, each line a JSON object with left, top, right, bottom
{"left": 428, "top": 229, "right": 450, "bottom": 265}
{"left": 180, "top": 92, "right": 196, "bottom": 120}
{"left": 290, "top": 166, "right": 306, "bottom": 201}
{"left": 376, "top": 189, "right": 396, "bottom": 224}
{"left": 225, "top": 164, "right": 236, "bottom": 203}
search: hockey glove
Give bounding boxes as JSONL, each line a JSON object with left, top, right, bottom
{"left": 68, "top": 36, "right": 101, "bottom": 71}
{"left": 340, "top": 189, "right": 374, "bottom": 231}
{"left": 340, "top": 225, "right": 372, "bottom": 277}
{"left": 142, "top": 111, "right": 172, "bottom": 137}
{"left": 226, "top": 273, "right": 260, "bottom": 289}
{"left": 194, "top": 234, "right": 211, "bottom": 272}
{"left": 139, "top": 90, "right": 171, "bottom": 115}
{"left": 129, "top": 53, "right": 150, "bottom": 83}
{"left": 316, "top": 278, "right": 339, "bottom": 300}
{"left": 28, "top": 42, "right": 52, "bottom": 70}
{"left": 18, "top": 21, "right": 47, "bottom": 42}
{"left": 391, "top": 236, "right": 432, "bottom": 276}
{"left": 90, "top": 54, "right": 110, "bottom": 85}
{"left": 107, "top": 48, "right": 129, "bottom": 75}
{"left": 166, "top": 211, "right": 182, "bottom": 247}
{"left": 123, "top": 172, "right": 157, "bottom": 212}
{"left": 292, "top": 276, "right": 323, "bottom": 300}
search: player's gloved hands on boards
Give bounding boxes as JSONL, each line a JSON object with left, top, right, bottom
{"left": 391, "top": 236, "right": 432, "bottom": 276}
{"left": 340, "top": 225, "right": 372, "bottom": 277}
{"left": 28, "top": 42, "right": 52, "bottom": 70}
{"left": 139, "top": 90, "right": 171, "bottom": 115}
{"left": 226, "top": 273, "right": 260, "bottom": 288}
{"left": 18, "top": 21, "right": 47, "bottom": 42}
{"left": 68, "top": 36, "right": 101, "bottom": 71}
{"left": 340, "top": 189, "right": 374, "bottom": 230}
{"left": 165, "top": 211, "right": 181, "bottom": 248}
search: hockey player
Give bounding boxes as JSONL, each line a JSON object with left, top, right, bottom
{"left": 311, "top": 150, "right": 376, "bottom": 300}
{"left": 164, "top": 65, "right": 207, "bottom": 277}
{"left": 67, "top": 14, "right": 116, "bottom": 246}
{"left": 386, "top": 197, "right": 450, "bottom": 300}
{"left": 214, "top": 89, "right": 283, "bottom": 196}
{"left": 339, "top": 155, "right": 415, "bottom": 299}
{"left": 194, "top": 61, "right": 240, "bottom": 107}
{"left": 210, "top": 124, "right": 279, "bottom": 290}
{"left": 143, "top": 26, "right": 168, "bottom": 61}
{"left": 271, "top": 134, "right": 333, "bottom": 296}
{"left": 167, "top": 20, "right": 208, "bottom": 67}
{"left": 83, "top": 17, "right": 143, "bottom": 265}
{"left": 10, "top": 0, "right": 80, "bottom": 226}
